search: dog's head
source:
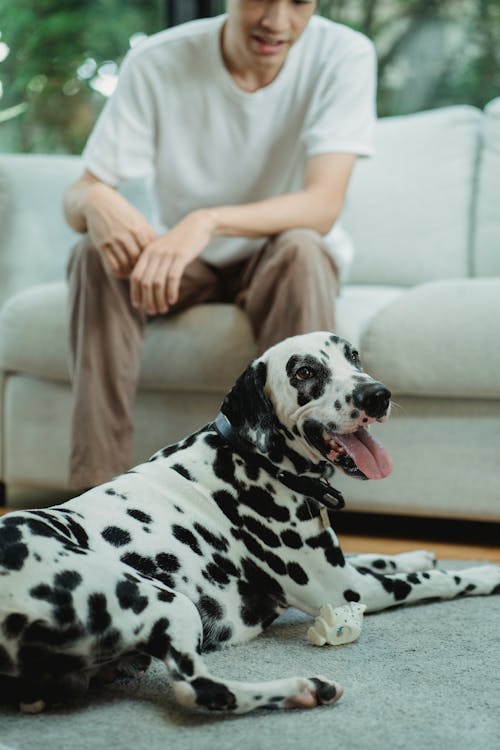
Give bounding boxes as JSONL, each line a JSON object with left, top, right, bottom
{"left": 221, "top": 331, "right": 393, "bottom": 480}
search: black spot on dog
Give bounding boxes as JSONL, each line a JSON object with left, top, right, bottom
{"left": 237, "top": 530, "right": 286, "bottom": 576}
{"left": 379, "top": 576, "right": 412, "bottom": 601}
{"left": 116, "top": 579, "right": 148, "bottom": 614}
{"left": 172, "top": 525, "right": 202, "bottom": 556}
{"left": 191, "top": 677, "right": 237, "bottom": 711}
{"left": 102, "top": 526, "right": 132, "bottom": 547}
{"left": 220, "top": 362, "right": 274, "bottom": 452}
{"left": 156, "top": 553, "right": 180, "bottom": 573}
{"left": 30, "top": 583, "right": 53, "bottom": 601}
{"left": 372, "top": 559, "right": 387, "bottom": 570}
{"left": 280, "top": 529, "right": 303, "bottom": 549}
{"left": 241, "top": 515, "right": 281, "bottom": 548}
{"left": 286, "top": 354, "right": 332, "bottom": 406}
{"left": 3, "top": 613, "right": 28, "bottom": 639}
{"left": 127, "top": 509, "right": 152, "bottom": 524}
{"left": 157, "top": 588, "right": 175, "bottom": 603}
{"left": 306, "top": 531, "right": 345, "bottom": 567}
{"left": 287, "top": 562, "right": 308, "bottom": 585}
{"left": 237, "top": 558, "right": 286, "bottom": 628}
{"left": 344, "top": 589, "right": 361, "bottom": 602}
{"left": 407, "top": 573, "right": 422, "bottom": 584}
{"left": 198, "top": 595, "right": 224, "bottom": 621}
{"left": 295, "top": 500, "right": 319, "bottom": 522}
{"left": 160, "top": 433, "right": 198, "bottom": 460}
{"left": 239, "top": 487, "right": 290, "bottom": 523}
{"left": 212, "top": 491, "right": 242, "bottom": 526}
{"left": 171, "top": 464, "right": 193, "bottom": 481}
{"left": 203, "top": 562, "right": 230, "bottom": 586}
{"left": 121, "top": 552, "right": 156, "bottom": 577}
{"left": 88, "top": 593, "right": 112, "bottom": 634}
{"left": 54, "top": 570, "right": 82, "bottom": 591}
{"left": 142, "top": 617, "right": 171, "bottom": 659}
{"left": 212, "top": 553, "right": 239, "bottom": 578}
{"left": 0, "top": 525, "right": 29, "bottom": 570}
{"left": 193, "top": 523, "right": 229, "bottom": 552}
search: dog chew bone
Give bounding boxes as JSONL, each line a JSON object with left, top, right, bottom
{"left": 307, "top": 602, "right": 366, "bottom": 646}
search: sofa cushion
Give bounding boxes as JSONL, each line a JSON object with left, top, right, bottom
{"left": 474, "top": 98, "right": 500, "bottom": 277}
{"left": 361, "top": 278, "right": 500, "bottom": 398}
{"left": 0, "top": 153, "right": 155, "bottom": 307}
{"left": 0, "top": 155, "right": 82, "bottom": 304}
{"left": 0, "top": 281, "right": 403, "bottom": 390}
{"left": 0, "top": 282, "right": 256, "bottom": 393}
{"left": 342, "top": 105, "right": 482, "bottom": 286}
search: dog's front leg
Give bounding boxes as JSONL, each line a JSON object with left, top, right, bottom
{"left": 320, "top": 562, "right": 500, "bottom": 613}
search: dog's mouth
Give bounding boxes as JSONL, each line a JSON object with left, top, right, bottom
{"left": 304, "top": 421, "right": 393, "bottom": 480}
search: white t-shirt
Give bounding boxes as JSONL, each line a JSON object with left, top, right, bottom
{"left": 83, "top": 14, "right": 376, "bottom": 276}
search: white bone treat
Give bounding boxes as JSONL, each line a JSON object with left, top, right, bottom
{"left": 307, "top": 602, "right": 367, "bottom": 646}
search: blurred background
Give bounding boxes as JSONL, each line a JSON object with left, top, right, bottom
{"left": 0, "top": 0, "right": 499, "bottom": 155}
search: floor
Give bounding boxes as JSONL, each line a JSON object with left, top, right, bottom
{"left": 339, "top": 534, "right": 500, "bottom": 562}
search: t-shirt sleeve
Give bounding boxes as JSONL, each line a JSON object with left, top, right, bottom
{"left": 82, "top": 50, "right": 156, "bottom": 186}
{"left": 302, "top": 36, "right": 377, "bottom": 158}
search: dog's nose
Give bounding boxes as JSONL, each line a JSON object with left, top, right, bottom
{"left": 353, "top": 382, "right": 391, "bottom": 419}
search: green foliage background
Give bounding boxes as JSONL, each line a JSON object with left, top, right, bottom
{"left": 0, "top": 0, "right": 499, "bottom": 154}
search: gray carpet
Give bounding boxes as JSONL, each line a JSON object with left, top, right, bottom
{"left": 1, "top": 562, "right": 499, "bottom": 750}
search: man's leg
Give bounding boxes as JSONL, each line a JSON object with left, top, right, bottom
{"left": 67, "top": 237, "right": 222, "bottom": 490}
{"left": 233, "top": 228, "right": 339, "bottom": 355}
{"left": 67, "top": 236, "right": 146, "bottom": 489}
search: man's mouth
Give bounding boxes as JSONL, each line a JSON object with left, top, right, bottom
{"left": 251, "top": 34, "right": 288, "bottom": 55}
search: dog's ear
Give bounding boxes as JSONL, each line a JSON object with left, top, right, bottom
{"left": 220, "top": 361, "right": 274, "bottom": 452}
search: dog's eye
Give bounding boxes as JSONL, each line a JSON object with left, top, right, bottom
{"left": 296, "top": 366, "right": 315, "bottom": 380}
{"left": 350, "top": 350, "right": 360, "bottom": 363}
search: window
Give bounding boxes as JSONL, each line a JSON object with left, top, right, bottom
{"left": 1, "top": 0, "right": 498, "bottom": 154}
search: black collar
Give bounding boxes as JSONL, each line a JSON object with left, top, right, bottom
{"left": 213, "top": 412, "right": 345, "bottom": 512}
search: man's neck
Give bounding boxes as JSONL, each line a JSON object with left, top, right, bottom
{"left": 220, "top": 23, "right": 283, "bottom": 93}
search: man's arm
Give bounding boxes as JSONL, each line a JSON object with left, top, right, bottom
{"left": 208, "top": 153, "right": 356, "bottom": 238}
{"left": 131, "top": 152, "right": 357, "bottom": 315}
{"left": 64, "top": 171, "right": 157, "bottom": 277}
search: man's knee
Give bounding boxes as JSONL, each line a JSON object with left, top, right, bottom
{"left": 272, "top": 228, "right": 333, "bottom": 270}
{"left": 67, "top": 235, "right": 104, "bottom": 279}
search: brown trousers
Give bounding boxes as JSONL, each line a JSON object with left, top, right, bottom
{"left": 66, "top": 229, "right": 339, "bottom": 489}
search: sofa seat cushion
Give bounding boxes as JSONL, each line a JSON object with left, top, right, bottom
{"left": 361, "top": 278, "right": 500, "bottom": 398}
{"left": 0, "top": 282, "right": 256, "bottom": 393}
{"left": 0, "top": 282, "right": 404, "bottom": 391}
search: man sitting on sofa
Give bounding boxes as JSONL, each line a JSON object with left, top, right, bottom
{"left": 63, "top": 0, "right": 376, "bottom": 490}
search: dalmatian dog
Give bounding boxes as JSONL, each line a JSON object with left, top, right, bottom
{"left": 1, "top": 332, "right": 499, "bottom": 715}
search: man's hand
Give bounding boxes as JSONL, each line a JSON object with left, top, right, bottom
{"left": 64, "top": 171, "right": 158, "bottom": 278}
{"left": 84, "top": 182, "right": 157, "bottom": 278}
{"left": 130, "top": 209, "right": 215, "bottom": 315}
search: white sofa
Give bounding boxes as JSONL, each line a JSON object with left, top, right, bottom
{"left": 1, "top": 100, "right": 499, "bottom": 520}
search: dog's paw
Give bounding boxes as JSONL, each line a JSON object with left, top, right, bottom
{"left": 285, "top": 677, "right": 343, "bottom": 709}
{"left": 455, "top": 564, "right": 500, "bottom": 595}
{"left": 395, "top": 550, "right": 436, "bottom": 573}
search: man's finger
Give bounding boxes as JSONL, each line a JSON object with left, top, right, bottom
{"left": 141, "top": 255, "right": 164, "bottom": 315}
{"left": 165, "top": 257, "right": 186, "bottom": 307}
{"left": 102, "top": 245, "right": 121, "bottom": 275}
{"left": 154, "top": 255, "right": 175, "bottom": 313}
{"left": 118, "top": 235, "right": 142, "bottom": 269}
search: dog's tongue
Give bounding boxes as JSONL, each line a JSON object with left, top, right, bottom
{"left": 331, "top": 429, "right": 393, "bottom": 480}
